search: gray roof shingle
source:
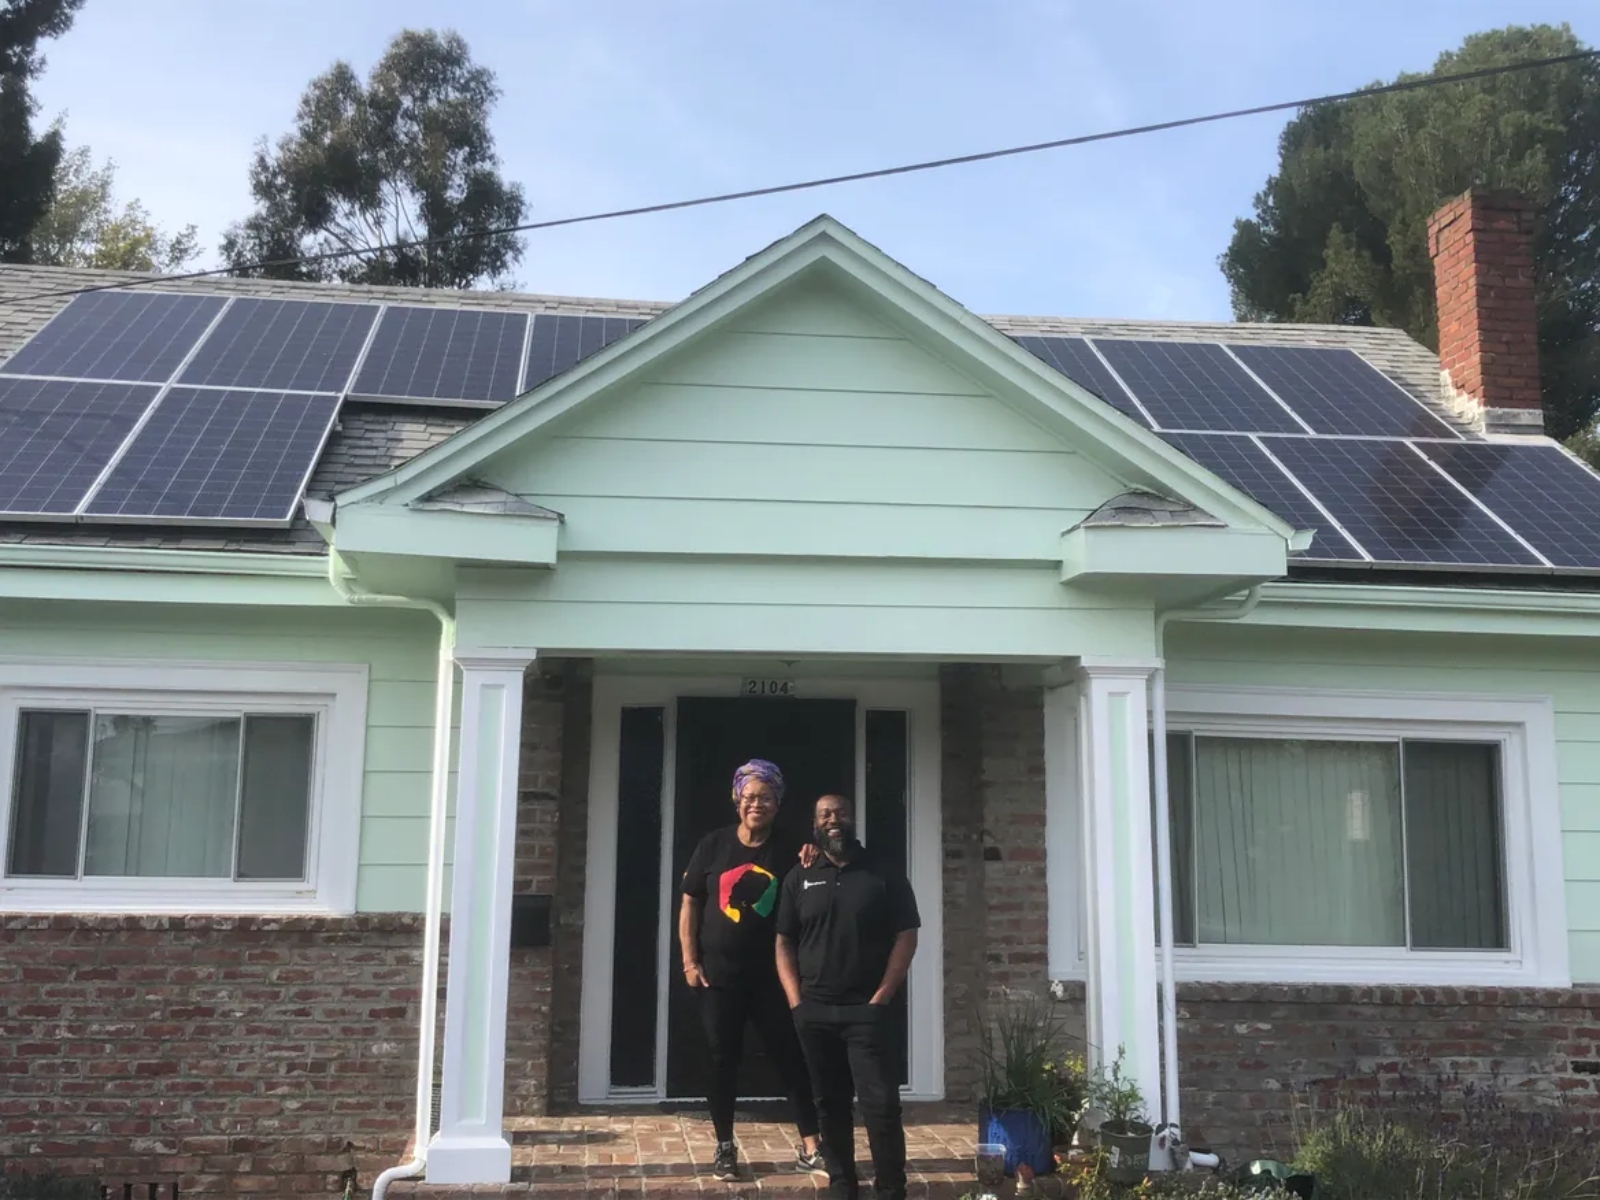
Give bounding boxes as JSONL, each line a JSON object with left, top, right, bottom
{"left": 0, "top": 263, "right": 1463, "bottom": 556}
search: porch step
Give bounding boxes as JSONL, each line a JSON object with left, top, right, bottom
{"left": 389, "top": 1109, "right": 1039, "bottom": 1200}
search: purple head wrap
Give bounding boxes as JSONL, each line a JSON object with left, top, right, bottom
{"left": 731, "top": 758, "right": 785, "bottom": 803}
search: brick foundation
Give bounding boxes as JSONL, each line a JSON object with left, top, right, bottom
{"left": 0, "top": 913, "right": 425, "bottom": 1195}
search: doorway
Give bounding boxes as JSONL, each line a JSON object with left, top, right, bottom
{"left": 577, "top": 674, "right": 945, "bottom": 1105}
{"left": 665, "top": 697, "right": 855, "bottom": 1098}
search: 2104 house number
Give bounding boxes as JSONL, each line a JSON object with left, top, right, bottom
{"left": 741, "top": 678, "right": 798, "bottom": 697}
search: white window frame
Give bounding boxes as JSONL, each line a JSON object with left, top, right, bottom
{"left": 1154, "top": 684, "right": 1569, "bottom": 987}
{"left": 0, "top": 658, "right": 367, "bottom": 915}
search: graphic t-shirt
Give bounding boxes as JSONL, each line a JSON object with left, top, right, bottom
{"left": 681, "top": 826, "right": 798, "bottom": 986}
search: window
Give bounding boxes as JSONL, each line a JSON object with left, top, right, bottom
{"left": 0, "top": 660, "right": 366, "bottom": 913}
{"left": 9, "top": 710, "right": 316, "bottom": 882}
{"left": 1162, "top": 733, "right": 1507, "bottom": 952}
{"left": 1133, "top": 686, "right": 1567, "bottom": 987}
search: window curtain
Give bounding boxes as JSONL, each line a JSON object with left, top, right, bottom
{"left": 83, "top": 715, "right": 241, "bottom": 878}
{"left": 1403, "top": 741, "right": 1506, "bottom": 949}
{"left": 236, "top": 715, "right": 315, "bottom": 880}
{"left": 1192, "top": 737, "right": 1406, "bottom": 946}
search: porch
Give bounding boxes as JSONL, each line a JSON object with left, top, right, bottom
{"left": 394, "top": 1106, "right": 1011, "bottom": 1200}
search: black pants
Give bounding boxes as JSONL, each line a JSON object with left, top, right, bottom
{"left": 794, "top": 1003, "right": 905, "bottom": 1200}
{"left": 698, "top": 975, "right": 820, "bottom": 1145}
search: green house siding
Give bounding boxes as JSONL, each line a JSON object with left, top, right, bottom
{"left": 480, "top": 280, "right": 1125, "bottom": 566}
{"left": 1166, "top": 621, "right": 1600, "bottom": 981}
{"left": 0, "top": 599, "right": 441, "bottom": 912}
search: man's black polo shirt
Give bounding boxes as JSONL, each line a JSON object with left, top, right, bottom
{"left": 775, "top": 843, "right": 920, "bottom": 1005}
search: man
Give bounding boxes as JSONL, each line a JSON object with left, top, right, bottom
{"left": 775, "top": 794, "right": 920, "bottom": 1200}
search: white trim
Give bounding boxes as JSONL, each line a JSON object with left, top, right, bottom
{"left": 1157, "top": 684, "right": 1569, "bottom": 988}
{"left": 1043, "top": 682, "right": 1082, "bottom": 978}
{"left": 0, "top": 657, "right": 367, "bottom": 915}
{"left": 577, "top": 672, "right": 944, "bottom": 1104}
{"left": 429, "top": 657, "right": 529, "bottom": 1185}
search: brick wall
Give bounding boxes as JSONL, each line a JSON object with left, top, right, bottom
{"left": 1179, "top": 983, "right": 1600, "bottom": 1156}
{"left": 940, "top": 665, "right": 1063, "bottom": 1101}
{"left": 546, "top": 660, "right": 593, "bottom": 1111}
{"left": 503, "top": 662, "right": 566, "bottom": 1119}
{"left": 0, "top": 913, "right": 425, "bottom": 1195}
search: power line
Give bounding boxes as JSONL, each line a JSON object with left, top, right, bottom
{"left": 5, "top": 47, "right": 1597, "bottom": 308}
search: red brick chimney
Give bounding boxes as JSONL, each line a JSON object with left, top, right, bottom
{"left": 1426, "top": 188, "right": 1543, "bottom": 434}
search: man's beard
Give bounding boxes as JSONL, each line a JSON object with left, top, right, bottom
{"left": 815, "top": 823, "right": 855, "bottom": 857}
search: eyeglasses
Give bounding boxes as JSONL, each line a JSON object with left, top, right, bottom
{"left": 739, "top": 793, "right": 778, "bottom": 807}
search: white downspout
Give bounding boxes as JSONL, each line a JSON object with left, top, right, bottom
{"left": 321, "top": 545, "right": 455, "bottom": 1200}
{"left": 1150, "top": 584, "right": 1261, "bottom": 1153}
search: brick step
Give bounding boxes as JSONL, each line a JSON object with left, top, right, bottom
{"left": 393, "top": 1180, "right": 1017, "bottom": 1200}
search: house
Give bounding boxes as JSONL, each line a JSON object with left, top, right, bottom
{"left": 2, "top": 188, "right": 1599, "bottom": 1194}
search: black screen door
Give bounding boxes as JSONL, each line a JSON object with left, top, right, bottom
{"left": 665, "top": 696, "right": 856, "bottom": 1099}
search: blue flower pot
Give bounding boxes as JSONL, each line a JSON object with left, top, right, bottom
{"left": 977, "top": 1106, "right": 1055, "bottom": 1177}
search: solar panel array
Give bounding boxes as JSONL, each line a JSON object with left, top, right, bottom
{"left": 0, "top": 288, "right": 1597, "bottom": 574}
{"left": 1014, "top": 332, "right": 1600, "bottom": 572}
{"left": 0, "top": 290, "right": 648, "bottom": 526}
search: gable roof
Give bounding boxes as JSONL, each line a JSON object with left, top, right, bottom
{"left": 0, "top": 240, "right": 1473, "bottom": 560}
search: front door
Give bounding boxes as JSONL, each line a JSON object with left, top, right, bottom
{"left": 665, "top": 696, "right": 855, "bottom": 1098}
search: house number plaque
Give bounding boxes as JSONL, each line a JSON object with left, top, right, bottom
{"left": 741, "top": 678, "right": 798, "bottom": 697}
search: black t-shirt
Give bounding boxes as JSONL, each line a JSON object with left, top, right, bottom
{"left": 775, "top": 844, "right": 921, "bottom": 1005}
{"left": 681, "top": 827, "right": 798, "bottom": 985}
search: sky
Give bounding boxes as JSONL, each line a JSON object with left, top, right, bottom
{"left": 28, "top": 1, "right": 1600, "bottom": 322}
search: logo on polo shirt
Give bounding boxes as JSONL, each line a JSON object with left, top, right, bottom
{"left": 803, "top": 879, "right": 827, "bottom": 890}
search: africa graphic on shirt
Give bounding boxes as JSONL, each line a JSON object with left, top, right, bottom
{"left": 718, "top": 862, "right": 778, "bottom": 924}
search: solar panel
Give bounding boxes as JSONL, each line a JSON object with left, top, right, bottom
{"left": 1229, "top": 344, "right": 1459, "bottom": 439}
{"left": 1263, "top": 436, "right": 1541, "bottom": 567}
{"left": 353, "top": 306, "right": 527, "bottom": 402}
{"left": 0, "top": 291, "right": 225, "bottom": 383}
{"left": 1093, "top": 340, "right": 1306, "bottom": 433}
{"left": 0, "top": 377, "right": 159, "bottom": 513}
{"left": 84, "top": 388, "right": 340, "bottom": 523}
{"left": 1162, "top": 432, "right": 1362, "bottom": 560}
{"left": 1013, "top": 336, "right": 1149, "bottom": 425}
{"left": 1417, "top": 442, "right": 1600, "bottom": 569}
{"left": 523, "top": 314, "right": 647, "bottom": 392}
{"left": 179, "top": 298, "right": 377, "bottom": 392}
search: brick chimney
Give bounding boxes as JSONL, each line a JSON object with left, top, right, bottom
{"left": 1426, "top": 188, "right": 1543, "bottom": 434}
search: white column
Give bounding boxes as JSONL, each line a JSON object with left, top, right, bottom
{"left": 1074, "top": 661, "right": 1162, "bottom": 1119}
{"left": 427, "top": 652, "right": 532, "bottom": 1185}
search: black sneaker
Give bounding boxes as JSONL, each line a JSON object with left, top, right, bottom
{"left": 712, "top": 1141, "right": 739, "bottom": 1182}
{"left": 796, "top": 1147, "right": 826, "bottom": 1174}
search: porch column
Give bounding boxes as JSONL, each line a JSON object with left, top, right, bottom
{"left": 427, "top": 652, "right": 533, "bottom": 1185}
{"left": 1074, "top": 662, "right": 1162, "bottom": 1118}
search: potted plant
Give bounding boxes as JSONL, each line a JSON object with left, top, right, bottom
{"left": 976, "top": 996, "right": 1085, "bottom": 1178}
{"left": 1088, "top": 1049, "right": 1152, "bottom": 1185}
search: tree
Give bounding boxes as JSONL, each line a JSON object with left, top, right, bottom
{"left": 0, "top": 0, "right": 85, "bottom": 262}
{"left": 31, "top": 142, "right": 199, "bottom": 271}
{"left": 1221, "top": 24, "right": 1600, "bottom": 441}
{"left": 221, "top": 28, "right": 526, "bottom": 289}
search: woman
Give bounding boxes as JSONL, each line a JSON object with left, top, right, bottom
{"left": 680, "top": 759, "right": 824, "bottom": 1182}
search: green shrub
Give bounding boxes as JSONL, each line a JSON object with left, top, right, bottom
{"left": 1290, "top": 1072, "right": 1600, "bottom": 1200}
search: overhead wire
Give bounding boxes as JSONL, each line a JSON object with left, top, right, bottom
{"left": 1, "top": 47, "right": 1596, "bottom": 308}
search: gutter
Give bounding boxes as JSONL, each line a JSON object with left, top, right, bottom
{"left": 1149, "top": 585, "right": 1261, "bottom": 1150}
{"left": 0, "top": 543, "right": 329, "bottom": 576}
{"left": 308, "top": 502, "right": 453, "bottom": 1200}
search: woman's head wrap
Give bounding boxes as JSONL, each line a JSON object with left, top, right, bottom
{"left": 731, "top": 758, "right": 785, "bottom": 803}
